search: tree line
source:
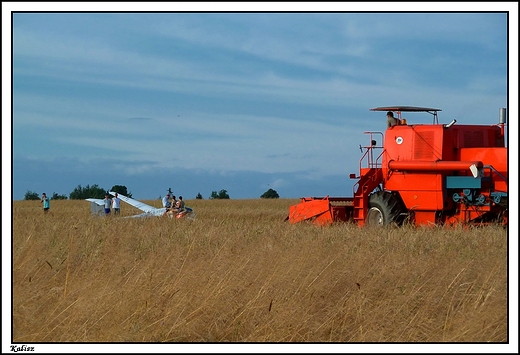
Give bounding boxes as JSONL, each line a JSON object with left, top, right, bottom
{"left": 24, "top": 186, "right": 279, "bottom": 200}
{"left": 23, "top": 185, "right": 131, "bottom": 201}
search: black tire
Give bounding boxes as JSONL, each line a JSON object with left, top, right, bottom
{"left": 366, "top": 191, "right": 405, "bottom": 227}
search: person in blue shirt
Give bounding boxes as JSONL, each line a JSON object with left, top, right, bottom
{"left": 41, "top": 192, "right": 50, "bottom": 213}
{"left": 162, "top": 193, "right": 171, "bottom": 216}
{"left": 162, "top": 193, "right": 172, "bottom": 209}
{"left": 103, "top": 193, "right": 112, "bottom": 215}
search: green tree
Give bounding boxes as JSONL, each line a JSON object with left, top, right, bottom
{"left": 110, "top": 185, "right": 132, "bottom": 198}
{"left": 195, "top": 193, "right": 203, "bottom": 199}
{"left": 69, "top": 184, "right": 107, "bottom": 200}
{"left": 209, "top": 189, "right": 230, "bottom": 199}
{"left": 260, "top": 188, "right": 279, "bottom": 199}
{"left": 24, "top": 190, "right": 40, "bottom": 200}
{"left": 51, "top": 192, "right": 68, "bottom": 200}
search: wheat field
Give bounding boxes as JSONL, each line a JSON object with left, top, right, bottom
{"left": 10, "top": 198, "right": 509, "bottom": 347}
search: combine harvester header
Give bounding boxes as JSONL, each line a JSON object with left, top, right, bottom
{"left": 288, "top": 106, "right": 508, "bottom": 227}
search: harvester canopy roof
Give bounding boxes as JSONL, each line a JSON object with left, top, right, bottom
{"left": 370, "top": 106, "right": 441, "bottom": 112}
{"left": 371, "top": 106, "right": 442, "bottom": 124}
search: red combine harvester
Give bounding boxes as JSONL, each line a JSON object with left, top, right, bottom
{"left": 288, "top": 106, "right": 508, "bottom": 227}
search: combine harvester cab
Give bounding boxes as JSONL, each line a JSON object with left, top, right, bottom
{"left": 288, "top": 106, "right": 508, "bottom": 227}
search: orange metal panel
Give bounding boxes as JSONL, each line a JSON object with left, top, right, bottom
{"left": 412, "top": 211, "right": 438, "bottom": 225}
{"left": 385, "top": 172, "right": 444, "bottom": 191}
{"left": 288, "top": 199, "right": 331, "bottom": 224}
{"left": 460, "top": 148, "right": 507, "bottom": 171}
{"left": 313, "top": 211, "right": 334, "bottom": 226}
{"left": 397, "top": 190, "right": 444, "bottom": 211}
{"left": 461, "top": 147, "right": 508, "bottom": 192}
{"left": 460, "top": 147, "right": 507, "bottom": 169}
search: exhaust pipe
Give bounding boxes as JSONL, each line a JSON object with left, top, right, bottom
{"left": 444, "top": 119, "right": 456, "bottom": 128}
{"left": 499, "top": 108, "right": 507, "bottom": 124}
{"left": 499, "top": 108, "right": 507, "bottom": 141}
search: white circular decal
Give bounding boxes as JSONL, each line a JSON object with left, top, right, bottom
{"left": 396, "top": 136, "right": 403, "bottom": 145}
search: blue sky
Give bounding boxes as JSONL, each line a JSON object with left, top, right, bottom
{"left": 5, "top": 3, "right": 518, "bottom": 201}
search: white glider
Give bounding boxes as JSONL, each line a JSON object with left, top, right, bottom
{"left": 108, "top": 191, "right": 195, "bottom": 219}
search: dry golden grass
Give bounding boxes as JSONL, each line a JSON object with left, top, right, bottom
{"left": 12, "top": 198, "right": 508, "bottom": 343}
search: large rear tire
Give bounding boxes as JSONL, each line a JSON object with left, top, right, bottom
{"left": 366, "top": 191, "right": 405, "bottom": 227}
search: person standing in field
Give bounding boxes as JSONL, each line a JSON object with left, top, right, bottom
{"left": 166, "top": 195, "right": 179, "bottom": 217}
{"left": 112, "top": 193, "right": 121, "bottom": 215}
{"left": 176, "top": 196, "right": 185, "bottom": 212}
{"left": 162, "top": 193, "right": 172, "bottom": 216}
{"left": 103, "top": 193, "right": 112, "bottom": 215}
{"left": 40, "top": 192, "right": 50, "bottom": 213}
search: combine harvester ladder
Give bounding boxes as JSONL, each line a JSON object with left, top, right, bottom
{"left": 353, "top": 168, "right": 383, "bottom": 225}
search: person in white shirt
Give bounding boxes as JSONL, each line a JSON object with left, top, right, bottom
{"left": 112, "top": 193, "right": 121, "bottom": 215}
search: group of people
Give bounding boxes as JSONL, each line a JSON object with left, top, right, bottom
{"left": 162, "top": 193, "right": 186, "bottom": 217}
{"left": 103, "top": 193, "right": 121, "bottom": 216}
